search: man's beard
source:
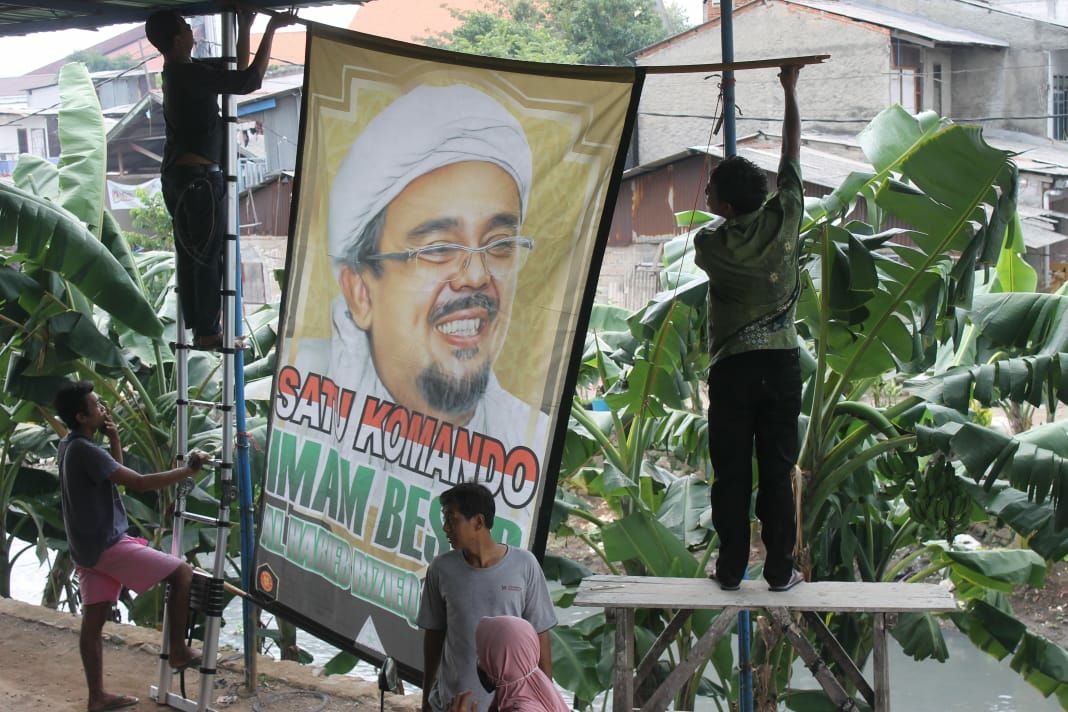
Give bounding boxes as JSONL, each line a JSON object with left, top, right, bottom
{"left": 416, "top": 359, "right": 491, "bottom": 416}
{"left": 417, "top": 292, "right": 499, "bottom": 415}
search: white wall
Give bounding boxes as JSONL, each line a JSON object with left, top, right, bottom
{"left": 0, "top": 114, "right": 51, "bottom": 159}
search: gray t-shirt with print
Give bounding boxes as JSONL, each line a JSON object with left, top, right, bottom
{"left": 57, "top": 434, "right": 126, "bottom": 567}
{"left": 417, "top": 546, "right": 557, "bottom": 712}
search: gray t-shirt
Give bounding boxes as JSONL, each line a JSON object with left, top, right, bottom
{"left": 57, "top": 434, "right": 126, "bottom": 567}
{"left": 417, "top": 546, "right": 557, "bottom": 712}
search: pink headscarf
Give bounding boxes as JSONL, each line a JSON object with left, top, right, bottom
{"left": 475, "top": 616, "right": 569, "bottom": 712}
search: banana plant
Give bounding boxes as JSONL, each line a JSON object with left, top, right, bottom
{"left": 0, "top": 63, "right": 278, "bottom": 625}
{"left": 547, "top": 105, "right": 1068, "bottom": 708}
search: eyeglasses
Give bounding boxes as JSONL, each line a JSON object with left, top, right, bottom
{"left": 361, "top": 236, "right": 534, "bottom": 283}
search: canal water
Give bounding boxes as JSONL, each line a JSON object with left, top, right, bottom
{"left": 8, "top": 554, "right": 1060, "bottom": 710}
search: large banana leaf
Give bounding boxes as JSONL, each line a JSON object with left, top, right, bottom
{"left": 12, "top": 155, "right": 59, "bottom": 200}
{"left": 601, "top": 511, "right": 701, "bottom": 577}
{"left": 549, "top": 625, "right": 602, "bottom": 703}
{"left": 905, "top": 353, "right": 1068, "bottom": 412}
{"left": 656, "top": 474, "right": 711, "bottom": 547}
{"left": 968, "top": 292, "right": 1068, "bottom": 357}
{"left": 961, "top": 480, "right": 1068, "bottom": 560}
{"left": 994, "top": 213, "right": 1037, "bottom": 293}
{"left": 809, "top": 123, "right": 1016, "bottom": 382}
{"left": 0, "top": 181, "right": 162, "bottom": 337}
{"left": 57, "top": 63, "right": 106, "bottom": 238}
{"left": 891, "top": 612, "right": 949, "bottom": 662}
{"left": 917, "top": 419, "right": 1068, "bottom": 530}
{"left": 857, "top": 107, "right": 945, "bottom": 174}
{"left": 955, "top": 600, "right": 1068, "bottom": 704}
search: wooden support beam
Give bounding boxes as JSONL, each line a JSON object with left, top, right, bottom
{"left": 642, "top": 54, "right": 829, "bottom": 75}
{"left": 802, "top": 611, "right": 875, "bottom": 707}
{"left": 128, "top": 141, "right": 162, "bottom": 163}
{"left": 640, "top": 607, "right": 740, "bottom": 712}
{"left": 873, "top": 613, "right": 891, "bottom": 712}
{"left": 634, "top": 609, "right": 693, "bottom": 691}
{"left": 612, "top": 608, "right": 635, "bottom": 712}
{"left": 767, "top": 607, "right": 860, "bottom": 712}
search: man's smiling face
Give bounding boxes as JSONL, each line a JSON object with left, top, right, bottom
{"left": 341, "top": 160, "right": 523, "bottom": 424}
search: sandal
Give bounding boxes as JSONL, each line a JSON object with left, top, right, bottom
{"left": 768, "top": 569, "right": 805, "bottom": 592}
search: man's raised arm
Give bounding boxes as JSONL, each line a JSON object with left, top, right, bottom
{"left": 779, "top": 65, "right": 801, "bottom": 164}
{"left": 248, "top": 11, "right": 297, "bottom": 80}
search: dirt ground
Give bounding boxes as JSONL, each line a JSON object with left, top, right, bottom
{"left": 1009, "top": 559, "right": 1067, "bottom": 647}
{"left": 0, "top": 598, "right": 419, "bottom": 712}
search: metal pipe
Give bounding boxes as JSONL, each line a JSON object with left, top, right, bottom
{"left": 194, "top": 9, "right": 238, "bottom": 711}
{"left": 235, "top": 209, "right": 259, "bottom": 691}
{"left": 719, "top": 7, "right": 752, "bottom": 709}
{"left": 721, "top": 0, "right": 737, "bottom": 157}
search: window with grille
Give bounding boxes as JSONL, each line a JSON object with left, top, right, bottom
{"left": 1055, "top": 75, "right": 1068, "bottom": 140}
{"left": 890, "top": 40, "right": 923, "bottom": 113}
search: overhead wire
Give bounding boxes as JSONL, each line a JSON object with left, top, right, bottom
{"left": 0, "top": 52, "right": 159, "bottom": 128}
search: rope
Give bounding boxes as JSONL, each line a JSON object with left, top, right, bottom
{"left": 792, "top": 464, "right": 805, "bottom": 560}
{"left": 172, "top": 175, "right": 220, "bottom": 267}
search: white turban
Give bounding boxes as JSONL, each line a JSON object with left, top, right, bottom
{"left": 328, "top": 84, "right": 533, "bottom": 264}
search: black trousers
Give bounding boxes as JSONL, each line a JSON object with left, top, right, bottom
{"left": 707, "top": 348, "right": 801, "bottom": 586}
{"left": 161, "top": 165, "right": 225, "bottom": 338}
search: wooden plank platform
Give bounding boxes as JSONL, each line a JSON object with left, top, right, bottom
{"left": 575, "top": 574, "right": 958, "bottom": 613}
{"left": 575, "top": 575, "right": 959, "bottom": 711}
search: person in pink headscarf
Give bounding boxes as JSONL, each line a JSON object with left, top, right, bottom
{"left": 447, "top": 616, "right": 569, "bottom": 712}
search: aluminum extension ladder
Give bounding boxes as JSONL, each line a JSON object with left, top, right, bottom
{"left": 150, "top": 11, "right": 248, "bottom": 712}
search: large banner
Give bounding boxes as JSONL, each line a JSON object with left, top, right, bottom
{"left": 254, "top": 26, "right": 639, "bottom": 676}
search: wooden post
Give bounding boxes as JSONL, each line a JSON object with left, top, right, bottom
{"left": 613, "top": 607, "right": 635, "bottom": 711}
{"left": 873, "top": 613, "right": 891, "bottom": 712}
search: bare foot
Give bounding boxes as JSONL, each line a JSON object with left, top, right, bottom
{"left": 87, "top": 692, "right": 139, "bottom": 711}
{"left": 169, "top": 645, "right": 202, "bottom": 671}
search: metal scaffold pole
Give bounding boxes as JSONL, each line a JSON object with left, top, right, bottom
{"left": 150, "top": 9, "right": 242, "bottom": 712}
{"left": 719, "top": 4, "right": 754, "bottom": 711}
{"left": 234, "top": 205, "right": 258, "bottom": 691}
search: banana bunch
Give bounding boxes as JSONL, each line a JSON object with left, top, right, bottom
{"left": 903, "top": 454, "right": 972, "bottom": 541}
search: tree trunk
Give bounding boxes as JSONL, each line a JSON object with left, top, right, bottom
{"left": 0, "top": 536, "right": 12, "bottom": 599}
{"left": 42, "top": 551, "right": 75, "bottom": 612}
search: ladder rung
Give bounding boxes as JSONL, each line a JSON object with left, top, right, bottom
{"left": 179, "top": 512, "right": 232, "bottom": 527}
{"left": 186, "top": 399, "right": 220, "bottom": 409}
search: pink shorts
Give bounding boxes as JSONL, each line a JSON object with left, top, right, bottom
{"left": 77, "top": 535, "right": 184, "bottom": 606}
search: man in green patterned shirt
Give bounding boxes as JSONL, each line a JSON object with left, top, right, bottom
{"left": 694, "top": 65, "right": 805, "bottom": 592}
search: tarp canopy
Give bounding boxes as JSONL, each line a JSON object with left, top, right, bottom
{"left": 0, "top": 1, "right": 349, "bottom": 37}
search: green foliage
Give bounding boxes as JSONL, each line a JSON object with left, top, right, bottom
{"left": 0, "top": 64, "right": 280, "bottom": 651}
{"left": 65, "top": 51, "right": 138, "bottom": 72}
{"left": 548, "top": 104, "right": 1068, "bottom": 708}
{"left": 127, "top": 188, "right": 174, "bottom": 252}
{"left": 425, "top": 0, "right": 690, "bottom": 65}
{"left": 546, "top": 0, "right": 689, "bottom": 65}
{"left": 425, "top": 0, "right": 580, "bottom": 63}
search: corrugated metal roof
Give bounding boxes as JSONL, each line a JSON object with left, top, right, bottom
{"left": 803, "top": 128, "right": 1068, "bottom": 178}
{"left": 0, "top": 2, "right": 347, "bottom": 38}
{"left": 790, "top": 0, "right": 1009, "bottom": 47}
{"left": 624, "top": 132, "right": 1067, "bottom": 252}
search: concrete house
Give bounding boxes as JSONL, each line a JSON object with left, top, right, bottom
{"left": 598, "top": 0, "right": 1068, "bottom": 304}
{"left": 635, "top": 0, "right": 1068, "bottom": 164}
